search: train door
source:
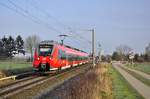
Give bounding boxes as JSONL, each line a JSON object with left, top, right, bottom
{"left": 58, "top": 49, "right": 63, "bottom": 68}
{"left": 58, "top": 49, "right": 67, "bottom": 68}
{"left": 61, "top": 50, "right": 66, "bottom": 67}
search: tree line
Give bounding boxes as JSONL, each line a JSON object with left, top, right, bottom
{"left": 111, "top": 44, "right": 150, "bottom": 62}
{"left": 0, "top": 35, "right": 40, "bottom": 60}
{"left": 0, "top": 35, "right": 24, "bottom": 59}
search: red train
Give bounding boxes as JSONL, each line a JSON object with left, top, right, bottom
{"left": 33, "top": 40, "right": 89, "bottom": 71}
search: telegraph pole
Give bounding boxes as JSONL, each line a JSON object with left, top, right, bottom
{"left": 66, "top": 28, "right": 96, "bottom": 67}
{"left": 98, "top": 43, "right": 101, "bottom": 63}
{"left": 87, "top": 29, "right": 95, "bottom": 67}
{"left": 92, "top": 29, "right": 95, "bottom": 67}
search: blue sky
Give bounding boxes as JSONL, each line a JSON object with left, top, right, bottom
{"left": 0, "top": 0, "right": 150, "bottom": 54}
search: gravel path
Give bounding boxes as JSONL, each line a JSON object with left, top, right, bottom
{"left": 113, "top": 63, "right": 150, "bottom": 99}
{"left": 121, "top": 64, "right": 150, "bottom": 80}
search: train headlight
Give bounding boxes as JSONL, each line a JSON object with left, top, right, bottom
{"left": 37, "top": 57, "right": 40, "bottom": 60}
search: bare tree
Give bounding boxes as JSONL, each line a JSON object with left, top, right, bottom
{"left": 25, "top": 35, "right": 40, "bottom": 61}
{"left": 145, "top": 43, "right": 150, "bottom": 61}
{"left": 116, "top": 45, "right": 132, "bottom": 61}
{"left": 116, "top": 45, "right": 132, "bottom": 55}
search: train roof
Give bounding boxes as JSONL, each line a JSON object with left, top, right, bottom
{"left": 39, "top": 40, "right": 88, "bottom": 54}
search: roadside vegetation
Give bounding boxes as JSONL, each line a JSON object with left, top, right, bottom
{"left": 126, "top": 63, "right": 150, "bottom": 75}
{"left": 41, "top": 63, "right": 144, "bottom": 99}
{"left": 62, "top": 63, "right": 113, "bottom": 99}
{"left": 109, "top": 64, "right": 143, "bottom": 99}
{"left": 42, "top": 63, "right": 113, "bottom": 99}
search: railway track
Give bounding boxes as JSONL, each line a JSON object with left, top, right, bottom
{"left": 0, "top": 76, "right": 35, "bottom": 89}
{"left": 0, "top": 71, "right": 57, "bottom": 98}
{"left": 0, "top": 71, "right": 34, "bottom": 81}
{"left": 0, "top": 64, "right": 90, "bottom": 98}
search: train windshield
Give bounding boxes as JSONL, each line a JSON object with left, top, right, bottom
{"left": 39, "top": 45, "right": 53, "bottom": 56}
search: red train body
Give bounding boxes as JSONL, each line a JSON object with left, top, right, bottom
{"left": 33, "top": 40, "right": 89, "bottom": 71}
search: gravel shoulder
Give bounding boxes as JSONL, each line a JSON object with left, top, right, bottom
{"left": 113, "top": 63, "right": 150, "bottom": 99}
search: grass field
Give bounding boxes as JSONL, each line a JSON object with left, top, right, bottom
{"left": 109, "top": 65, "right": 143, "bottom": 99}
{"left": 126, "top": 63, "right": 150, "bottom": 74}
{"left": 0, "top": 61, "right": 32, "bottom": 70}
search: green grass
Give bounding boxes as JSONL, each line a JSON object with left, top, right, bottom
{"left": 121, "top": 67, "right": 150, "bottom": 86}
{"left": 109, "top": 65, "right": 144, "bottom": 99}
{"left": 0, "top": 61, "right": 32, "bottom": 70}
{"left": 126, "top": 63, "right": 150, "bottom": 74}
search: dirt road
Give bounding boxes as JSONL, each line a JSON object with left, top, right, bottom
{"left": 113, "top": 63, "right": 150, "bottom": 99}
{"left": 121, "top": 64, "right": 150, "bottom": 80}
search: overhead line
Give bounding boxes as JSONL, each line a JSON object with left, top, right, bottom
{"left": 1, "top": 0, "right": 91, "bottom": 49}
{"left": 0, "top": 1, "right": 40, "bottom": 24}
{"left": 27, "top": 0, "right": 67, "bottom": 29}
{"left": 4, "top": 0, "right": 62, "bottom": 34}
{"left": 68, "top": 36, "right": 91, "bottom": 50}
{"left": 7, "top": 0, "right": 61, "bottom": 33}
{"left": 27, "top": 0, "right": 92, "bottom": 44}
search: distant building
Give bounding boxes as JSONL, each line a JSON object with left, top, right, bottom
{"left": 13, "top": 49, "right": 31, "bottom": 59}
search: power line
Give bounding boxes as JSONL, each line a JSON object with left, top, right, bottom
{"left": 27, "top": 0, "right": 68, "bottom": 30}
{"left": 1, "top": 0, "right": 62, "bottom": 34}
{"left": 0, "top": 0, "right": 92, "bottom": 50}
{"left": 27, "top": 0, "right": 92, "bottom": 45}
{"left": 68, "top": 29, "right": 92, "bottom": 44}
{"left": 7, "top": 0, "right": 62, "bottom": 33}
{"left": 68, "top": 36, "right": 91, "bottom": 50}
{"left": 0, "top": 1, "right": 38, "bottom": 24}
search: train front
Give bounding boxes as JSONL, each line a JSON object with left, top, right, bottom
{"left": 33, "top": 42, "right": 54, "bottom": 71}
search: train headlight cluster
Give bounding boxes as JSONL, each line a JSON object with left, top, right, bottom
{"left": 37, "top": 57, "right": 40, "bottom": 61}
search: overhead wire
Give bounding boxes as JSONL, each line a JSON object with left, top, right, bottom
{"left": 4, "top": 0, "right": 62, "bottom": 34}
{"left": 0, "top": 1, "right": 40, "bottom": 25}
{"left": 27, "top": 0, "right": 92, "bottom": 45}
{"left": 8, "top": 0, "right": 62, "bottom": 33}
{"left": 27, "top": 0, "right": 68, "bottom": 30}
{"left": 0, "top": 0, "right": 92, "bottom": 51}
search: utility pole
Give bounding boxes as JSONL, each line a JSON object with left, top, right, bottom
{"left": 92, "top": 29, "right": 95, "bottom": 67}
{"left": 67, "top": 28, "right": 96, "bottom": 67}
{"left": 87, "top": 29, "right": 95, "bottom": 67}
{"left": 98, "top": 43, "right": 101, "bottom": 63}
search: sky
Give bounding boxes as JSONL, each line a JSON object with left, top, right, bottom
{"left": 0, "top": 0, "right": 150, "bottom": 54}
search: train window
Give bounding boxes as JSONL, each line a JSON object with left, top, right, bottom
{"left": 72, "top": 55, "right": 76, "bottom": 61}
{"left": 61, "top": 51, "right": 66, "bottom": 59}
{"left": 75, "top": 55, "right": 78, "bottom": 61}
{"left": 58, "top": 50, "right": 62, "bottom": 59}
{"left": 59, "top": 50, "right": 66, "bottom": 59}
{"left": 66, "top": 54, "right": 74, "bottom": 61}
{"left": 39, "top": 45, "right": 53, "bottom": 56}
{"left": 67, "top": 54, "right": 72, "bottom": 61}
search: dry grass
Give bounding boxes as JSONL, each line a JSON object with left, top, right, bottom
{"left": 0, "top": 70, "right": 11, "bottom": 78}
{"left": 55, "top": 64, "right": 113, "bottom": 99}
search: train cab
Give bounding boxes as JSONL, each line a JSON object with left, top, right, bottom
{"left": 33, "top": 41, "right": 54, "bottom": 71}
